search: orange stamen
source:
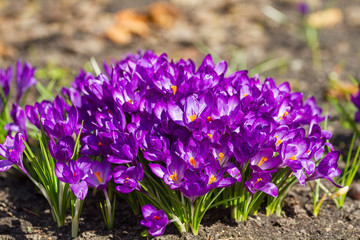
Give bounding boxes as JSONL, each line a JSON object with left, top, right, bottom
{"left": 280, "top": 111, "right": 289, "bottom": 120}
{"left": 244, "top": 93, "right": 249, "bottom": 97}
{"left": 95, "top": 172, "right": 103, "bottom": 183}
{"left": 154, "top": 215, "right": 160, "bottom": 220}
{"left": 128, "top": 99, "right": 133, "bottom": 104}
{"left": 208, "top": 176, "right": 216, "bottom": 185}
{"left": 276, "top": 139, "right": 282, "bottom": 145}
{"left": 189, "top": 157, "right": 196, "bottom": 167}
{"left": 170, "top": 170, "right": 178, "bottom": 182}
{"left": 289, "top": 155, "right": 297, "bottom": 161}
{"left": 258, "top": 156, "right": 268, "bottom": 167}
{"left": 170, "top": 85, "right": 177, "bottom": 95}
{"left": 306, "top": 150, "right": 310, "bottom": 154}
{"left": 256, "top": 178, "right": 263, "bottom": 184}
{"left": 125, "top": 177, "right": 129, "bottom": 184}
{"left": 190, "top": 114, "right": 197, "bottom": 122}
{"left": 98, "top": 142, "right": 103, "bottom": 146}
{"left": 207, "top": 134, "right": 213, "bottom": 139}
{"left": 207, "top": 116, "right": 213, "bottom": 122}
{"left": 218, "top": 152, "right": 224, "bottom": 162}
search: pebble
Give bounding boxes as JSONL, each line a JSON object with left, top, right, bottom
{"left": 348, "top": 183, "right": 360, "bottom": 200}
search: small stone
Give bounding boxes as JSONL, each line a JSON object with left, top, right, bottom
{"left": 348, "top": 183, "right": 360, "bottom": 200}
{"left": 325, "top": 228, "right": 331, "bottom": 232}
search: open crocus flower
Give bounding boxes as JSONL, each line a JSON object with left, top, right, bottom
{"left": 0, "top": 133, "right": 26, "bottom": 173}
{"left": 113, "top": 164, "right": 143, "bottom": 193}
{"left": 140, "top": 204, "right": 169, "bottom": 237}
{"left": 55, "top": 156, "right": 91, "bottom": 200}
{"left": 245, "top": 171, "right": 278, "bottom": 197}
{"left": 85, "top": 160, "right": 112, "bottom": 190}
{"left": 306, "top": 151, "right": 341, "bottom": 187}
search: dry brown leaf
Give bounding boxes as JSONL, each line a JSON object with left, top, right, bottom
{"left": 115, "top": 9, "right": 150, "bottom": 37}
{"left": 308, "top": 8, "right": 343, "bottom": 29}
{"left": 149, "top": 2, "right": 178, "bottom": 29}
{"left": 327, "top": 82, "right": 358, "bottom": 100}
{"left": 105, "top": 26, "right": 132, "bottom": 45}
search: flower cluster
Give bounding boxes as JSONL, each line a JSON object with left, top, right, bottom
{"left": 0, "top": 51, "right": 341, "bottom": 237}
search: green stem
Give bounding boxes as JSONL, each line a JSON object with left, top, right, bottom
{"left": 72, "top": 198, "right": 81, "bottom": 238}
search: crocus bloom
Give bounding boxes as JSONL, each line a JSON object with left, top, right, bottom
{"left": 0, "top": 133, "right": 26, "bottom": 173}
{"left": 55, "top": 157, "right": 91, "bottom": 200}
{"left": 245, "top": 171, "right": 278, "bottom": 197}
{"left": 16, "top": 60, "right": 36, "bottom": 103}
{"left": 113, "top": 164, "right": 143, "bottom": 193}
{"left": 0, "top": 65, "right": 12, "bottom": 98}
{"left": 48, "top": 136, "right": 75, "bottom": 162}
{"left": 140, "top": 204, "right": 168, "bottom": 236}
{"left": 306, "top": 151, "right": 341, "bottom": 187}
{"left": 4, "top": 103, "right": 28, "bottom": 140}
{"left": 85, "top": 160, "right": 112, "bottom": 190}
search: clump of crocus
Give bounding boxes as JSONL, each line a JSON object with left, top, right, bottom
{"left": 0, "top": 51, "right": 341, "bottom": 237}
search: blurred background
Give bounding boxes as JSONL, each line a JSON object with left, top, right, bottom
{"left": 0, "top": 0, "right": 359, "bottom": 103}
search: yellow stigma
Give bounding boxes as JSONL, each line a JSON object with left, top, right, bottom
{"left": 256, "top": 178, "right": 263, "bottom": 184}
{"left": 170, "top": 85, "right": 177, "bottom": 95}
{"left": 207, "top": 116, "right": 212, "bottom": 122}
{"left": 280, "top": 111, "right": 288, "bottom": 120}
{"left": 190, "top": 114, "right": 197, "bottom": 122}
{"left": 276, "top": 139, "right": 282, "bottom": 145}
{"left": 244, "top": 93, "right": 249, "bottom": 97}
{"left": 258, "top": 156, "right": 268, "bottom": 167}
{"left": 218, "top": 152, "right": 224, "bottom": 162}
{"left": 125, "top": 177, "right": 129, "bottom": 184}
{"left": 128, "top": 99, "right": 133, "bottom": 104}
{"left": 208, "top": 176, "right": 216, "bottom": 185}
{"left": 8, "top": 149, "right": 12, "bottom": 153}
{"left": 207, "top": 134, "right": 213, "bottom": 139}
{"left": 289, "top": 155, "right": 297, "bottom": 161}
{"left": 189, "top": 157, "right": 196, "bottom": 167}
{"left": 170, "top": 170, "right": 178, "bottom": 182}
{"left": 95, "top": 172, "right": 103, "bottom": 183}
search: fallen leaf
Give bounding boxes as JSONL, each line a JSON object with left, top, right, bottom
{"left": 115, "top": 9, "right": 150, "bottom": 37}
{"left": 105, "top": 26, "right": 132, "bottom": 45}
{"left": 308, "top": 8, "right": 343, "bottom": 29}
{"left": 149, "top": 2, "right": 178, "bottom": 29}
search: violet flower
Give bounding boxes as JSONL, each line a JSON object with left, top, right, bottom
{"left": 113, "top": 164, "right": 143, "bottom": 193}
{"left": 16, "top": 60, "right": 36, "bottom": 103}
{"left": 0, "top": 133, "right": 26, "bottom": 173}
{"left": 85, "top": 160, "right": 112, "bottom": 190}
{"left": 140, "top": 204, "right": 169, "bottom": 237}
{"left": 4, "top": 103, "right": 28, "bottom": 140}
{"left": 49, "top": 136, "right": 75, "bottom": 162}
{"left": 245, "top": 171, "right": 278, "bottom": 197}
{"left": 0, "top": 65, "right": 12, "bottom": 99}
{"left": 55, "top": 157, "right": 91, "bottom": 200}
{"left": 306, "top": 151, "right": 341, "bottom": 187}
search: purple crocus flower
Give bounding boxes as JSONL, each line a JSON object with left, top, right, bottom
{"left": 4, "top": 103, "right": 28, "bottom": 140}
{"left": 113, "top": 164, "right": 143, "bottom": 193}
{"left": 298, "top": 1, "right": 309, "bottom": 16}
{"left": 0, "top": 65, "right": 12, "bottom": 98}
{"left": 55, "top": 156, "right": 91, "bottom": 200}
{"left": 140, "top": 204, "right": 168, "bottom": 237}
{"left": 306, "top": 151, "right": 341, "bottom": 187}
{"left": 85, "top": 160, "right": 112, "bottom": 190}
{"left": 48, "top": 136, "right": 75, "bottom": 162}
{"left": 0, "top": 133, "right": 26, "bottom": 173}
{"left": 16, "top": 60, "right": 36, "bottom": 103}
{"left": 245, "top": 171, "right": 278, "bottom": 197}
{"left": 351, "top": 86, "right": 360, "bottom": 122}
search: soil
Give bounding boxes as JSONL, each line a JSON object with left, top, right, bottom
{"left": 1, "top": 0, "right": 360, "bottom": 239}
